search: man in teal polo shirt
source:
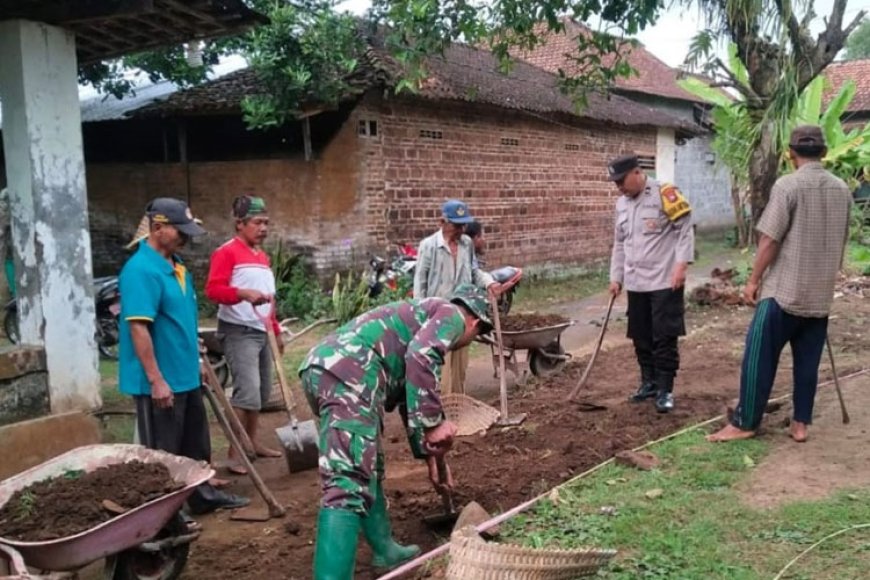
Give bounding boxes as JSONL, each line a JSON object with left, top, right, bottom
{"left": 119, "top": 197, "right": 248, "bottom": 514}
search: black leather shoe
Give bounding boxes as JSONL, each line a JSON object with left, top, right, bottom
{"left": 655, "top": 391, "right": 675, "bottom": 413}
{"left": 630, "top": 381, "right": 658, "bottom": 402}
{"left": 187, "top": 485, "right": 250, "bottom": 515}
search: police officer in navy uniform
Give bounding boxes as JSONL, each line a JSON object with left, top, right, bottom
{"left": 607, "top": 154, "right": 695, "bottom": 412}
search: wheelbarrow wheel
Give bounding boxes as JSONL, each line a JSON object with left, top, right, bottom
{"left": 529, "top": 341, "right": 566, "bottom": 377}
{"left": 105, "top": 513, "right": 190, "bottom": 580}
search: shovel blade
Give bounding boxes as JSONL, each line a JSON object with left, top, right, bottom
{"left": 276, "top": 419, "right": 319, "bottom": 473}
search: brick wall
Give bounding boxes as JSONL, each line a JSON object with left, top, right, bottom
{"left": 356, "top": 96, "right": 656, "bottom": 273}
{"left": 86, "top": 112, "right": 374, "bottom": 281}
{"left": 80, "top": 94, "right": 661, "bottom": 282}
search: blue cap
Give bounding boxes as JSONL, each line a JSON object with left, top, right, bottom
{"left": 442, "top": 199, "right": 474, "bottom": 224}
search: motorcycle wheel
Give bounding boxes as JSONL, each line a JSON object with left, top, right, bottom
{"left": 97, "top": 316, "right": 120, "bottom": 360}
{"left": 3, "top": 309, "right": 18, "bottom": 344}
{"left": 207, "top": 352, "right": 231, "bottom": 390}
{"left": 529, "top": 341, "right": 566, "bottom": 377}
{"left": 104, "top": 513, "right": 191, "bottom": 580}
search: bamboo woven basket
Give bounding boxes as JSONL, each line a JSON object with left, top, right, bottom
{"left": 446, "top": 526, "right": 617, "bottom": 579}
{"left": 441, "top": 393, "right": 501, "bottom": 436}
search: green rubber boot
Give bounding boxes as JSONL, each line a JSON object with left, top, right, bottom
{"left": 361, "top": 485, "right": 421, "bottom": 569}
{"left": 313, "top": 508, "right": 361, "bottom": 580}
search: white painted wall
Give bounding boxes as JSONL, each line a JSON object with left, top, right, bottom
{"left": 656, "top": 127, "right": 676, "bottom": 183}
{"left": 0, "top": 20, "right": 100, "bottom": 413}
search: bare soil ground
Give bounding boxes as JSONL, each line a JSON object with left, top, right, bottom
{"left": 183, "top": 287, "right": 870, "bottom": 580}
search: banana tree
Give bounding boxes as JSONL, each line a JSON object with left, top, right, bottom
{"left": 680, "top": 50, "right": 870, "bottom": 245}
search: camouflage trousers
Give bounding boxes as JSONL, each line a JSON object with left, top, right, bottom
{"left": 300, "top": 366, "right": 385, "bottom": 516}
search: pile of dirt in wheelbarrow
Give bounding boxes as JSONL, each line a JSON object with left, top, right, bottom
{"left": 0, "top": 460, "right": 182, "bottom": 541}
{"left": 501, "top": 312, "right": 569, "bottom": 331}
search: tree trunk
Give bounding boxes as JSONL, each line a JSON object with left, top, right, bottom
{"left": 729, "top": 180, "right": 750, "bottom": 248}
{"left": 747, "top": 121, "right": 780, "bottom": 243}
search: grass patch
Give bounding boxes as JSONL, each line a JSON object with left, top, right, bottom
{"left": 501, "top": 430, "right": 870, "bottom": 579}
{"left": 512, "top": 267, "right": 609, "bottom": 310}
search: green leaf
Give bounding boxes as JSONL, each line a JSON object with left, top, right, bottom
{"left": 677, "top": 77, "right": 733, "bottom": 108}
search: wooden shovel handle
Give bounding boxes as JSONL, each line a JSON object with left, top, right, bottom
{"left": 489, "top": 293, "right": 509, "bottom": 419}
{"left": 201, "top": 383, "right": 285, "bottom": 518}
{"left": 254, "top": 301, "right": 299, "bottom": 418}
{"left": 200, "top": 353, "right": 257, "bottom": 459}
{"left": 568, "top": 294, "right": 616, "bottom": 400}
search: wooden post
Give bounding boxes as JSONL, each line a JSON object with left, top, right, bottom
{"left": 302, "top": 117, "right": 312, "bottom": 162}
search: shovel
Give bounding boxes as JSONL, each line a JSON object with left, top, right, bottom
{"left": 490, "top": 294, "right": 526, "bottom": 427}
{"left": 256, "top": 303, "right": 319, "bottom": 474}
{"left": 569, "top": 293, "right": 616, "bottom": 400}
{"left": 422, "top": 456, "right": 459, "bottom": 529}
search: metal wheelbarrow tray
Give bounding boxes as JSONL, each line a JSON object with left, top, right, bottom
{"left": 478, "top": 321, "right": 575, "bottom": 378}
{"left": 0, "top": 444, "right": 214, "bottom": 572}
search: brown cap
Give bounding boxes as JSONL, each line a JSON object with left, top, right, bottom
{"left": 789, "top": 125, "right": 825, "bottom": 150}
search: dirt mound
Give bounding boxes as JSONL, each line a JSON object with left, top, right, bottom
{"left": 501, "top": 312, "right": 569, "bottom": 331}
{"left": 689, "top": 267, "right": 748, "bottom": 307}
{"left": 0, "top": 460, "right": 182, "bottom": 541}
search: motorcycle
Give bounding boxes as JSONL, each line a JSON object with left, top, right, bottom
{"left": 3, "top": 275, "right": 121, "bottom": 360}
{"left": 368, "top": 243, "right": 417, "bottom": 298}
{"left": 367, "top": 244, "right": 522, "bottom": 316}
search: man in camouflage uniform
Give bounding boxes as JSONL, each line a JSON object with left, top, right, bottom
{"left": 298, "top": 284, "right": 493, "bottom": 579}
{"left": 607, "top": 153, "right": 695, "bottom": 413}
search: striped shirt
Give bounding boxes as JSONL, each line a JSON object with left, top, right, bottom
{"left": 757, "top": 162, "right": 852, "bottom": 317}
{"left": 413, "top": 229, "right": 494, "bottom": 299}
{"left": 205, "top": 237, "right": 280, "bottom": 333}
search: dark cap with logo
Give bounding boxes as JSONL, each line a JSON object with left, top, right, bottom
{"left": 146, "top": 197, "right": 206, "bottom": 237}
{"left": 442, "top": 199, "right": 474, "bottom": 224}
{"left": 607, "top": 154, "right": 640, "bottom": 182}
{"left": 789, "top": 125, "right": 826, "bottom": 151}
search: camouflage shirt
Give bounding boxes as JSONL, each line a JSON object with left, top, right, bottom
{"left": 299, "top": 298, "right": 465, "bottom": 438}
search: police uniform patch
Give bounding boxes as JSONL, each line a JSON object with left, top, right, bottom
{"left": 660, "top": 184, "right": 691, "bottom": 222}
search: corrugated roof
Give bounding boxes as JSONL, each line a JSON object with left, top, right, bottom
{"left": 79, "top": 80, "right": 180, "bottom": 122}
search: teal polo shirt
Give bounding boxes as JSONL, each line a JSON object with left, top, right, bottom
{"left": 118, "top": 241, "right": 200, "bottom": 396}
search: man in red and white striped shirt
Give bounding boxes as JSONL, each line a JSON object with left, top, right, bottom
{"left": 206, "top": 195, "right": 284, "bottom": 474}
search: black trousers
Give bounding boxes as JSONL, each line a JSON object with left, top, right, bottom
{"left": 626, "top": 288, "right": 686, "bottom": 375}
{"left": 135, "top": 388, "right": 214, "bottom": 505}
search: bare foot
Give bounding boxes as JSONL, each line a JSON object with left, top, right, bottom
{"left": 706, "top": 424, "right": 756, "bottom": 442}
{"left": 227, "top": 462, "right": 248, "bottom": 475}
{"left": 255, "top": 446, "right": 284, "bottom": 458}
{"left": 789, "top": 421, "right": 808, "bottom": 443}
{"left": 209, "top": 477, "right": 231, "bottom": 488}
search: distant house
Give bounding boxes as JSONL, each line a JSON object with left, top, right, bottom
{"left": 1, "top": 38, "right": 703, "bottom": 280}
{"left": 518, "top": 18, "right": 734, "bottom": 230}
{"left": 823, "top": 59, "right": 870, "bottom": 128}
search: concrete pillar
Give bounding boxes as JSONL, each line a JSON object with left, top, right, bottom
{"left": 0, "top": 20, "right": 101, "bottom": 412}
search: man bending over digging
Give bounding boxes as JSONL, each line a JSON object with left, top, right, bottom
{"left": 298, "top": 283, "right": 493, "bottom": 578}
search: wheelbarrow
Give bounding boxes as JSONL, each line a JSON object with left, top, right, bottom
{"left": 0, "top": 444, "right": 214, "bottom": 579}
{"left": 478, "top": 320, "right": 574, "bottom": 380}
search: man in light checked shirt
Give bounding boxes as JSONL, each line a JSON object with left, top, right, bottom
{"left": 708, "top": 125, "right": 852, "bottom": 444}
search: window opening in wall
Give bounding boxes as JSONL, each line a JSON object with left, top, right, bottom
{"left": 501, "top": 137, "right": 519, "bottom": 147}
{"left": 564, "top": 143, "right": 579, "bottom": 151}
{"left": 638, "top": 155, "right": 656, "bottom": 171}
{"left": 419, "top": 129, "right": 443, "bottom": 140}
{"left": 358, "top": 119, "right": 379, "bottom": 138}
